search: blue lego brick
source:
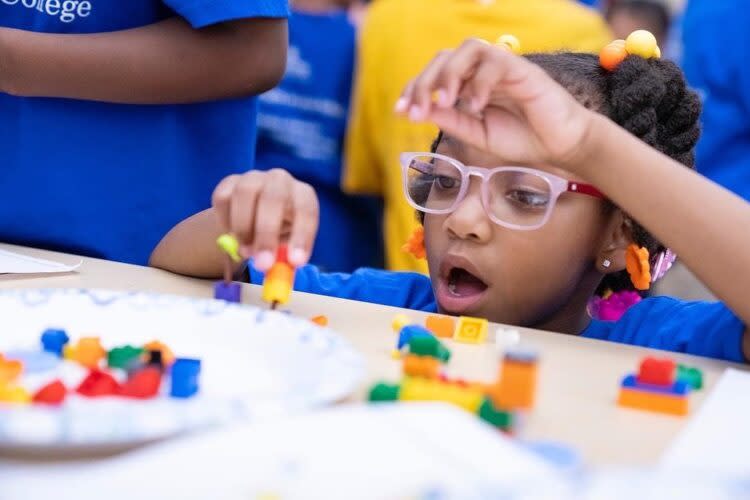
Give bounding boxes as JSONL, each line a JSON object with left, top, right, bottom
{"left": 621, "top": 374, "right": 690, "bottom": 396}
{"left": 214, "top": 281, "right": 242, "bottom": 303}
{"left": 170, "top": 358, "right": 201, "bottom": 398}
{"left": 41, "top": 328, "right": 69, "bottom": 357}
{"left": 397, "top": 325, "right": 434, "bottom": 350}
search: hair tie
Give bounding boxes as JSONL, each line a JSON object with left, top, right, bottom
{"left": 495, "top": 34, "right": 521, "bottom": 55}
{"left": 600, "top": 30, "right": 660, "bottom": 71}
{"left": 402, "top": 226, "right": 426, "bottom": 260}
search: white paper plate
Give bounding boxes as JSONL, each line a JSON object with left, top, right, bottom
{"left": 0, "top": 289, "right": 364, "bottom": 451}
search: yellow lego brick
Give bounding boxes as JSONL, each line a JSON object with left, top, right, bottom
{"left": 617, "top": 387, "right": 689, "bottom": 416}
{"left": 392, "top": 313, "right": 411, "bottom": 333}
{"left": 0, "top": 384, "right": 31, "bottom": 404}
{"left": 454, "top": 316, "right": 489, "bottom": 344}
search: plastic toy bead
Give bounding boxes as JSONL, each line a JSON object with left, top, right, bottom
{"left": 625, "top": 30, "right": 658, "bottom": 59}
{"left": 496, "top": 34, "right": 521, "bottom": 55}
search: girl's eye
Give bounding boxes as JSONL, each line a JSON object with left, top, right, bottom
{"left": 506, "top": 189, "right": 550, "bottom": 209}
{"left": 435, "top": 176, "right": 459, "bottom": 190}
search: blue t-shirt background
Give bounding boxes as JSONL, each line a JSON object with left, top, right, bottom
{"left": 254, "top": 10, "right": 383, "bottom": 273}
{"left": 0, "top": 0, "right": 289, "bottom": 265}
{"left": 681, "top": 0, "right": 750, "bottom": 201}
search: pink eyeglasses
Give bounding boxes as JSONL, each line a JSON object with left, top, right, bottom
{"left": 400, "top": 152, "right": 606, "bottom": 231}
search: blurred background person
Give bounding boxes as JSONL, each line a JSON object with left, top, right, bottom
{"left": 255, "top": 0, "right": 383, "bottom": 272}
{"left": 604, "top": 0, "right": 670, "bottom": 49}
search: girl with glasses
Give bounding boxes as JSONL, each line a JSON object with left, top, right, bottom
{"left": 152, "top": 34, "right": 750, "bottom": 363}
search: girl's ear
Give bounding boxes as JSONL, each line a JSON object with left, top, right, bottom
{"left": 596, "top": 210, "right": 634, "bottom": 274}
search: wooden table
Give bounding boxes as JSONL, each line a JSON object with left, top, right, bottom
{"left": 0, "top": 243, "right": 744, "bottom": 466}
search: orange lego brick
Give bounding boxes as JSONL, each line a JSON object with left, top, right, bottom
{"left": 617, "top": 387, "right": 688, "bottom": 416}
{"left": 65, "top": 337, "right": 106, "bottom": 369}
{"left": 310, "top": 315, "right": 329, "bottom": 327}
{"left": 0, "top": 355, "right": 23, "bottom": 384}
{"left": 425, "top": 315, "right": 456, "bottom": 338}
{"left": 144, "top": 340, "right": 175, "bottom": 367}
{"left": 403, "top": 354, "right": 440, "bottom": 379}
{"left": 491, "top": 359, "right": 538, "bottom": 410}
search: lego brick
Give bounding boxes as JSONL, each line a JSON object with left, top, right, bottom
{"left": 65, "top": 337, "right": 107, "bottom": 369}
{"left": 478, "top": 398, "right": 514, "bottom": 431}
{"left": 677, "top": 364, "right": 703, "bottom": 390}
{"left": 77, "top": 369, "right": 121, "bottom": 397}
{"left": 408, "top": 335, "right": 451, "bottom": 362}
{"left": 424, "top": 315, "right": 455, "bottom": 338}
{"left": 41, "top": 328, "right": 69, "bottom": 357}
{"left": 368, "top": 382, "right": 400, "bottom": 402}
{"left": 0, "top": 384, "right": 31, "bottom": 404}
{"left": 310, "top": 315, "right": 328, "bottom": 327}
{"left": 621, "top": 374, "right": 689, "bottom": 396}
{"left": 120, "top": 367, "right": 162, "bottom": 399}
{"left": 392, "top": 314, "right": 411, "bottom": 333}
{"left": 617, "top": 387, "right": 688, "bottom": 416}
{"left": 637, "top": 357, "right": 676, "bottom": 387}
{"left": 32, "top": 380, "right": 67, "bottom": 406}
{"left": 397, "top": 325, "right": 433, "bottom": 350}
{"left": 0, "top": 356, "right": 24, "bottom": 384}
{"left": 144, "top": 341, "right": 175, "bottom": 367}
{"left": 454, "top": 316, "right": 488, "bottom": 344}
{"left": 107, "top": 345, "right": 144, "bottom": 370}
{"left": 403, "top": 354, "right": 441, "bottom": 378}
{"left": 491, "top": 359, "right": 538, "bottom": 410}
{"left": 214, "top": 281, "right": 242, "bottom": 303}
{"left": 170, "top": 358, "right": 201, "bottom": 399}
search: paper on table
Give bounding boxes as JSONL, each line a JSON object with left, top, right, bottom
{"left": 660, "top": 368, "right": 750, "bottom": 476}
{"left": 0, "top": 249, "right": 81, "bottom": 275}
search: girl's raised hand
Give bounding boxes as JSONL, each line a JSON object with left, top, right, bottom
{"left": 396, "top": 38, "right": 594, "bottom": 170}
{"left": 211, "top": 169, "right": 319, "bottom": 272}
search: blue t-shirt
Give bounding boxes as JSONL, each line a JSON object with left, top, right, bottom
{"left": 254, "top": 10, "right": 382, "bottom": 272}
{"left": 0, "top": 0, "right": 289, "bottom": 265}
{"left": 681, "top": 0, "right": 750, "bottom": 201}
{"left": 249, "top": 265, "right": 747, "bottom": 363}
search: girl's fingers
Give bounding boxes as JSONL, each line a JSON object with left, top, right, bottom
{"left": 465, "top": 54, "right": 504, "bottom": 113}
{"left": 251, "top": 168, "right": 292, "bottom": 271}
{"left": 287, "top": 181, "right": 320, "bottom": 267}
{"left": 211, "top": 174, "right": 241, "bottom": 232}
{"left": 229, "top": 172, "right": 264, "bottom": 256}
{"left": 426, "top": 105, "right": 488, "bottom": 151}
{"left": 408, "top": 49, "right": 452, "bottom": 120}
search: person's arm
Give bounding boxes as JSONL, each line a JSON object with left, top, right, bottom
{"left": 0, "top": 17, "right": 287, "bottom": 104}
{"left": 397, "top": 39, "right": 750, "bottom": 357}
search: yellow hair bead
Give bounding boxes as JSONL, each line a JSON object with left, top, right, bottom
{"left": 654, "top": 45, "right": 662, "bottom": 59}
{"left": 496, "top": 34, "right": 521, "bottom": 55}
{"left": 625, "top": 30, "right": 658, "bottom": 59}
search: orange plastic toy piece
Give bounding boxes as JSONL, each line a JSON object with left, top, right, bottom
{"left": 625, "top": 244, "right": 651, "bottom": 290}
{"left": 0, "top": 355, "right": 23, "bottom": 384}
{"left": 401, "top": 226, "right": 426, "bottom": 259}
{"left": 64, "top": 337, "right": 106, "bottom": 368}
{"left": 618, "top": 387, "right": 688, "bottom": 416}
{"left": 425, "top": 315, "right": 455, "bottom": 339}
{"left": 262, "top": 245, "right": 296, "bottom": 306}
{"left": 403, "top": 354, "right": 441, "bottom": 379}
{"left": 490, "top": 357, "right": 538, "bottom": 410}
{"left": 311, "top": 315, "right": 329, "bottom": 327}
{"left": 33, "top": 380, "right": 67, "bottom": 405}
{"left": 144, "top": 340, "right": 175, "bottom": 367}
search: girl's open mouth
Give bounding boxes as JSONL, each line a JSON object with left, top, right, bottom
{"left": 436, "top": 256, "right": 490, "bottom": 314}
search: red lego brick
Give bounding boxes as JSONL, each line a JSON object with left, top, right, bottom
{"left": 637, "top": 357, "right": 676, "bottom": 387}
{"left": 76, "top": 370, "right": 121, "bottom": 397}
{"left": 119, "top": 367, "right": 162, "bottom": 399}
{"left": 33, "top": 379, "right": 67, "bottom": 405}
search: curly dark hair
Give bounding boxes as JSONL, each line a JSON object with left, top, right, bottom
{"left": 427, "top": 52, "right": 702, "bottom": 294}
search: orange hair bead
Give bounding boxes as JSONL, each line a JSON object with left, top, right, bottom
{"left": 600, "top": 43, "right": 629, "bottom": 71}
{"left": 402, "top": 226, "right": 426, "bottom": 259}
{"left": 625, "top": 244, "right": 652, "bottom": 291}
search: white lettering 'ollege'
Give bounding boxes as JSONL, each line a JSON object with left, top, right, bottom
{"left": 1, "top": 0, "right": 92, "bottom": 23}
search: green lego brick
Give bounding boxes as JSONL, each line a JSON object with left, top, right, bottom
{"left": 677, "top": 364, "right": 704, "bottom": 390}
{"left": 368, "top": 383, "right": 401, "bottom": 402}
{"left": 408, "top": 335, "right": 451, "bottom": 363}
{"left": 478, "top": 398, "right": 513, "bottom": 430}
{"left": 107, "top": 345, "right": 144, "bottom": 370}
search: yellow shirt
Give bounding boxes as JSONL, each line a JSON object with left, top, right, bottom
{"left": 344, "top": 0, "right": 612, "bottom": 272}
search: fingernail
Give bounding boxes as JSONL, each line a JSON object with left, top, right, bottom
{"left": 409, "top": 105, "right": 423, "bottom": 121}
{"left": 254, "top": 250, "right": 274, "bottom": 271}
{"left": 395, "top": 97, "right": 408, "bottom": 113}
{"left": 289, "top": 247, "right": 307, "bottom": 266}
